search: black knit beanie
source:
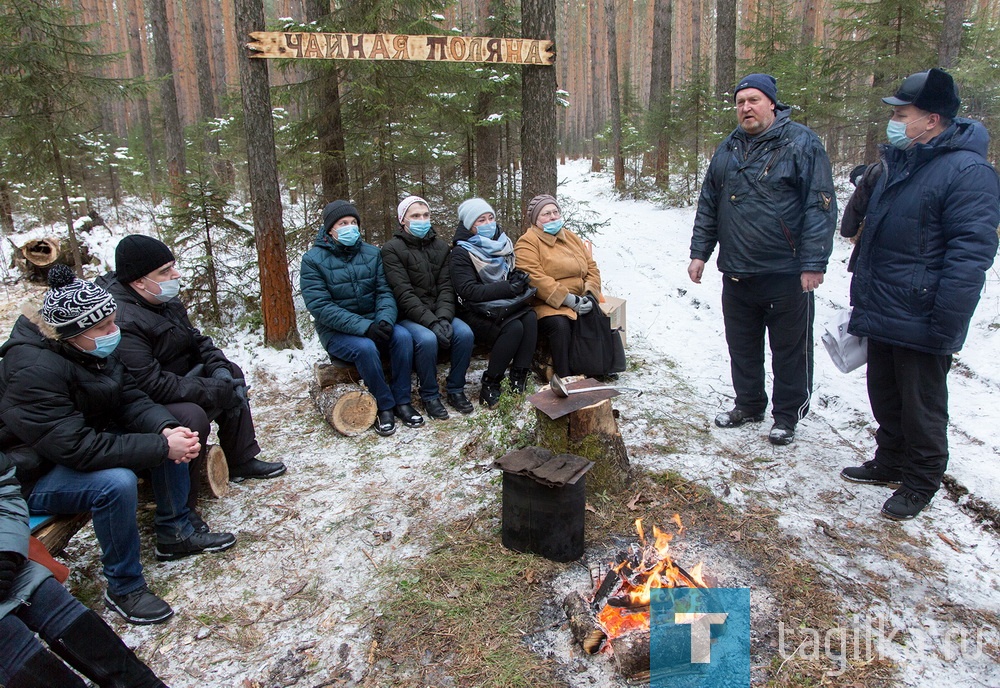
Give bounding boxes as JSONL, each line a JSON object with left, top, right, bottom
{"left": 115, "top": 235, "right": 175, "bottom": 284}
{"left": 322, "top": 200, "right": 361, "bottom": 234}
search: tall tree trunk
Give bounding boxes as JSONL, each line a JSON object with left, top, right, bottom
{"left": 605, "top": 0, "right": 625, "bottom": 191}
{"left": 474, "top": 0, "right": 503, "bottom": 200}
{"left": 305, "top": 0, "right": 349, "bottom": 204}
{"left": 649, "top": 0, "right": 672, "bottom": 188}
{"left": 49, "top": 133, "right": 85, "bottom": 277}
{"left": 0, "top": 180, "right": 15, "bottom": 235}
{"left": 690, "top": 0, "right": 703, "bottom": 179}
{"left": 234, "top": 0, "right": 302, "bottom": 349}
{"left": 126, "top": 0, "right": 160, "bottom": 203}
{"left": 520, "top": 0, "right": 558, "bottom": 236}
{"left": 801, "top": 0, "right": 817, "bottom": 45}
{"left": 716, "top": 0, "right": 736, "bottom": 99}
{"left": 939, "top": 0, "right": 967, "bottom": 68}
{"left": 187, "top": 0, "right": 222, "bottom": 159}
{"left": 149, "top": 0, "right": 186, "bottom": 195}
{"left": 588, "top": 0, "right": 603, "bottom": 172}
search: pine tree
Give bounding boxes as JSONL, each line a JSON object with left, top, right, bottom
{"left": 0, "top": 0, "right": 145, "bottom": 274}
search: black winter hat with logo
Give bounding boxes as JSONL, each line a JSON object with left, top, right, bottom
{"left": 883, "top": 68, "right": 960, "bottom": 118}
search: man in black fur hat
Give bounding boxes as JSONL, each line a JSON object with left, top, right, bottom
{"left": 841, "top": 68, "right": 1000, "bottom": 520}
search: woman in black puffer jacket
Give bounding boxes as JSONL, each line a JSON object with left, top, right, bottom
{"left": 450, "top": 198, "right": 538, "bottom": 407}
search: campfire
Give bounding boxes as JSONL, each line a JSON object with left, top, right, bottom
{"left": 564, "top": 516, "right": 710, "bottom": 678}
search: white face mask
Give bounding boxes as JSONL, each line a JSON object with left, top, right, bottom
{"left": 144, "top": 277, "right": 180, "bottom": 303}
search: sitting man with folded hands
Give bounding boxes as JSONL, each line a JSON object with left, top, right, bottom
{"left": 97, "top": 235, "right": 286, "bottom": 530}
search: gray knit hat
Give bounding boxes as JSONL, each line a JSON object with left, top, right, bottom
{"left": 41, "top": 264, "right": 117, "bottom": 339}
{"left": 457, "top": 198, "right": 495, "bottom": 230}
{"left": 526, "top": 194, "right": 559, "bottom": 227}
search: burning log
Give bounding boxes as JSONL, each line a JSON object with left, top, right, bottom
{"left": 563, "top": 591, "right": 606, "bottom": 654}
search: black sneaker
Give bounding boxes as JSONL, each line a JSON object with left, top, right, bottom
{"left": 155, "top": 531, "right": 237, "bottom": 562}
{"left": 714, "top": 408, "right": 765, "bottom": 428}
{"left": 768, "top": 423, "right": 795, "bottom": 446}
{"left": 423, "top": 397, "right": 449, "bottom": 420}
{"left": 105, "top": 586, "right": 174, "bottom": 625}
{"left": 446, "top": 391, "right": 474, "bottom": 415}
{"left": 881, "top": 488, "right": 930, "bottom": 521}
{"left": 841, "top": 460, "right": 902, "bottom": 487}
{"left": 229, "top": 458, "right": 287, "bottom": 482}
{"left": 394, "top": 403, "right": 424, "bottom": 427}
{"left": 373, "top": 409, "right": 396, "bottom": 436}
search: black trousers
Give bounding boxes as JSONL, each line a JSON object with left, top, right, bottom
{"left": 538, "top": 314, "right": 572, "bottom": 378}
{"left": 866, "top": 339, "right": 951, "bottom": 500}
{"left": 721, "top": 273, "right": 814, "bottom": 429}
{"left": 165, "top": 401, "right": 260, "bottom": 508}
{"left": 486, "top": 310, "right": 538, "bottom": 378}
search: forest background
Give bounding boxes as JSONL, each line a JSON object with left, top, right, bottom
{"left": 1, "top": 0, "right": 998, "bottom": 345}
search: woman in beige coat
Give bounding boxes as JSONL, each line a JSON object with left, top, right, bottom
{"left": 514, "top": 194, "right": 602, "bottom": 377}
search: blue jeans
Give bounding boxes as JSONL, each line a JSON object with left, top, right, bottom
{"left": 324, "top": 325, "right": 414, "bottom": 410}
{"left": 28, "top": 462, "right": 193, "bottom": 596}
{"left": 0, "top": 577, "right": 86, "bottom": 683}
{"left": 399, "top": 318, "right": 474, "bottom": 399}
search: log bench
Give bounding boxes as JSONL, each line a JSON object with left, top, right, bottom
{"left": 29, "top": 513, "right": 91, "bottom": 555}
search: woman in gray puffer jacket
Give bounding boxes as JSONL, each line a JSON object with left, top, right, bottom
{"left": 0, "top": 452, "right": 167, "bottom": 687}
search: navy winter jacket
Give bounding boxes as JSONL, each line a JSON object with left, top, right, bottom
{"left": 300, "top": 227, "right": 397, "bottom": 348}
{"left": 691, "top": 107, "right": 837, "bottom": 276}
{"left": 849, "top": 118, "right": 1000, "bottom": 355}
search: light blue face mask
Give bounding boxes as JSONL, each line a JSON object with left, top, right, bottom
{"left": 542, "top": 218, "right": 565, "bottom": 235}
{"left": 407, "top": 219, "right": 432, "bottom": 238}
{"left": 476, "top": 221, "right": 498, "bottom": 240}
{"left": 147, "top": 277, "right": 180, "bottom": 303}
{"left": 886, "top": 114, "right": 929, "bottom": 150}
{"left": 337, "top": 225, "right": 360, "bottom": 246}
{"left": 80, "top": 328, "right": 121, "bottom": 358}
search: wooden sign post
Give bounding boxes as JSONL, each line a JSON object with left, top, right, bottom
{"left": 248, "top": 32, "right": 554, "bottom": 66}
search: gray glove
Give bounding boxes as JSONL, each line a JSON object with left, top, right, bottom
{"left": 211, "top": 367, "right": 234, "bottom": 383}
{"left": 575, "top": 296, "right": 594, "bottom": 315}
{"left": 430, "top": 320, "right": 452, "bottom": 349}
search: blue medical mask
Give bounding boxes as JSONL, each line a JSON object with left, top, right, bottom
{"left": 542, "top": 218, "right": 565, "bottom": 235}
{"left": 407, "top": 219, "right": 432, "bottom": 238}
{"left": 337, "top": 225, "right": 360, "bottom": 246}
{"left": 476, "top": 222, "right": 498, "bottom": 240}
{"left": 146, "top": 277, "right": 180, "bottom": 303}
{"left": 80, "top": 328, "right": 121, "bottom": 358}
{"left": 886, "top": 114, "right": 929, "bottom": 150}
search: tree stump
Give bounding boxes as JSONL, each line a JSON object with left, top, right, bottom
{"left": 310, "top": 362, "right": 377, "bottom": 436}
{"left": 10, "top": 238, "right": 90, "bottom": 282}
{"left": 534, "top": 397, "right": 630, "bottom": 496}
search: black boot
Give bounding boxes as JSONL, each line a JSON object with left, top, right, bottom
{"left": 51, "top": 610, "right": 168, "bottom": 688}
{"left": 480, "top": 373, "right": 504, "bottom": 408}
{"left": 7, "top": 647, "right": 87, "bottom": 688}
{"left": 508, "top": 367, "right": 530, "bottom": 395}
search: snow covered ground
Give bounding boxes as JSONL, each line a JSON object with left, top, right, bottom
{"left": 1, "top": 158, "right": 998, "bottom": 686}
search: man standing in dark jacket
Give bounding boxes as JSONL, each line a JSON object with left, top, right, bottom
{"left": 0, "top": 265, "right": 235, "bottom": 625}
{"left": 689, "top": 73, "right": 837, "bottom": 446}
{"left": 841, "top": 69, "right": 1000, "bottom": 520}
{"left": 100, "top": 235, "right": 286, "bottom": 520}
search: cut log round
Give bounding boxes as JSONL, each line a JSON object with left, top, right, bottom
{"left": 205, "top": 445, "right": 230, "bottom": 498}
{"left": 535, "top": 397, "right": 630, "bottom": 496}
{"left": 23, "top": 238, "right": 61, "bottom": 267}
{"left": 328, "top": 389, "right": 378, "bottom": 436}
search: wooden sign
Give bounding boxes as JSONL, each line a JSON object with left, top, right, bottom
{"left": 248, "top": 32, "right": 554, "bottom": 66}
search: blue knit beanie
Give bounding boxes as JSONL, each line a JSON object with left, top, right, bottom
{"left": 734, "top": 73, "right": 778, "bottom": 105}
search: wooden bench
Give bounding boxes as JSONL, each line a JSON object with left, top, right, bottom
{"left": 30, "top": 513, "right": 91, "bottom": 555}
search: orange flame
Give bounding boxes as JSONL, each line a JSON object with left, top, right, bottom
{"left": 593, "top": 515, "right": 707, "bottom": 641}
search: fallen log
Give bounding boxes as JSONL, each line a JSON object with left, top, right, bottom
{"left": 563, "top": 591, "right": 606, "bottom": 654}
{"left": 310, "top": 362, "right": 377, "bottom": 436}
{"left": 10, "top": 238, "right": 90, "bottom": 282}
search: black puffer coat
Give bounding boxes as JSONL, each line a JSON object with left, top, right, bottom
{"left": 0, "top": 311, "right": 176, "bottom": 497}
{"left": 381, "top": 227, "right": 455, "bottom": 328}
{"left": 96, "top": 273, "right": 237, "bottom": 410}
{"left": 849, "top": 119, "right": 1000, "bottom": 355}
{"left": 691, "top": 107, "right": 837, "bottom": 276}
{"left": 450, "top": 223, "right": 525, "bottom": 345}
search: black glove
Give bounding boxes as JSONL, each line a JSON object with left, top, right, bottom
{"left": 0, "top": 551, "right": 23, "bottom": 601}
{"left": 375, "top": 320, "right": 394, "bottom": 343}
{"left": 211, "top": 367, "right": 234, "bottom": 383}
{"left": 508, "top": 270, "right": 530, "bottom": 294}
{"left": 430, "top": 320, "right": 452, "bottom": 349}
{"left": 233, "top": 380, "right": 249, "bottom": 405}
